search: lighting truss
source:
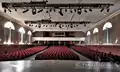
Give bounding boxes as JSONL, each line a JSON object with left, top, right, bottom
{"left": 24, "top": 20, "right": 91, "bottom": 24}
{"left": 2, "top": 2, "right": 113, "bottom": 9}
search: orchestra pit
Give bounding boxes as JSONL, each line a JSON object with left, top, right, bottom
{"left": 0, "top": 0, "right": 120, "bottom": 72}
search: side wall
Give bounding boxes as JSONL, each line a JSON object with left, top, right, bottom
{"left": 87, "top": 14, "right": 120, "bottom": 44}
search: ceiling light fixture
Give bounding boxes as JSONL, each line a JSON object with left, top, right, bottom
{"left": 84, "top": 9, "right": 87, "bottom": 13}
{"left": 59, "top": 9, "right": 63, "bottom": 16}
{"left": 38, "top": 9, "right": 43, "bottom": 13}
{"left": 77, "top": 8, "right": 82, "bottom": 15}
{"left": 107, "top": 8, "right": 110, "bottom": 12}
{"left": 65, "top": 9, "right": 67, "bottom": 12}
{"left": 32, "top": 8, "right": 36, "bottom": 15}
{"left": 89, "top": 8, "right": 92, "bottom": 12}
{"left": 100, "top": 8, "right": 104, "bottom": 12}
{"left": 4, "top": 8, "right": 6, "bottom": 13}
{"left": 23, "top": 9, "right": 29, "bottom": 13}
{"left": 70, "top": 9, "right": 73, "bottom": 13}
{"left": 7, "top": 8, "right": 11, "bottom": 12}
{"left": 53, "top": 9, "right": 56, "bottom": 12}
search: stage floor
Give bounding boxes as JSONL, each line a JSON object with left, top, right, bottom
{"left": 0, "top": 60, "right": 119, "bottom": 72}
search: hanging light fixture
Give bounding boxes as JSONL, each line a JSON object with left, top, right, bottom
{"left": 70, "top": 9, "right": 73, "bottom": 13}
{"left": 84, "top": 9, "right": 87, "bottom": 13}
{"left": 4, "top": 8, "right": 6, "bottom": 13}
{"left": 100, "top": 8, "right": 104, "bottom": 12}
{"left": 32, "top": 7, "right": 36, "bottom": 15}
{"left": 107, "top": 8, "right": 110, "bottom": 12}
{"left": 89, "top": 8, "right": 92, "bottom": 12}
{"left": 77, "top": 8, "right": 82, "bottom": 15}
{"left": 59, "top": 9, "right": 63, "bottom": 16}
{"left": 65, "top": 9, "right": 67, "bottom": 12}
{"left": 23, "top": 9, "right": 29, "bottom": 13}
{"left": 38, "top": 9, "right": 43, "bottom": 13}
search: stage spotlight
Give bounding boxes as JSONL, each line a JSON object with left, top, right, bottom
{"left": 59, "top": 9, "right": 63, "bottom": 16}
{"left": 14, "top": 8, "right": 17, "bottom": 11}
{"left": 23, "top": 9, "right": 29, "bottom": 13}
{"left": 65, "top": 9, "right": 67, "bottom": 12}
{"left": 70, "top": 9, "right": 73, "bottom": 13}
{"left": 84, "top": 9, "right": 87, "bottom": 13}
{"left": 49, "top": 9, "right": 52, "bottom": 12}
{"left": 38, "top": 9, "right": 43, "bottom": 13}
{"left": 77, "top": 8, "right": 82, "bottom": 15}
{"left": 89, "top": 8, "right": 92, "bottom": 12}
{"left": 107, "top": 8, "right": 110, "bottom": 12}
{"left": 74, "top": 9, "right": 77, "bottom": 12}
{"left": 46, "top": 10, "right": 49, "bottom": 13}
{"left": 7, "top": 8, "right": 11, "bottom": 12}
{"left": 4, "top": 9, "right": 6, "bottom": 13}
{"left": 84, "top": 24, "right": 86, "bottom": 27}
{"left": 53, "top": 9, "right": 56, "bottom": 12}
{"left": 100, "top": 8, "right": 104, "bottom": 12}
{"left": 32, "top": 8, "right": 36, "bottom": 15}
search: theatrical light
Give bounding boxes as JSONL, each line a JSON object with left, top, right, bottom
{"left": 84, "top": 24, "right": 86, "bottom": 27}
{"left": 49, "top": 9, "right": 52, "bottom": 12}
{"left": 4, "top": 8, "right": 6, "bottom": 13}
{"left": 89, "top": 8, "right": 92, "bottom": 12}
{"left": 38, "top": 9, "right": 43, "bottom": 13}
{"left": 7, "top": 8, "right": 11, "bottom": 12}
{"left": 14, "top": 7, "right": 17, "bottom": 11}
{"left": 74, "top": 9, "right": 77, "bottom": 12}
{"left": 84, "top": 9, "right": 87, "bottom": 13}
{"left": 70, "top": 9, "right": 73, "bottom": 13}
{"left": 23, "top": 9, "right": 29, "bottom": 13}
{"left": 100, "top": 8, "right": 104, "bottom": 12}
{"left": 46, "top": 10, "right": 49, "bottom": 13}
{"left": 65, "top": 9, "right": 67, "bottom": 12}
{"left": 77, "top": 8, "right": 82, "bottom": 15}
{"left": 53, "top": 9, "right": 56, "bottom": 12}
{"left": 59, "top": 9, "right": 63, "bottom": 16}
{"left": 32, "top": 8, "right": 36, "bottom": 15}
{"left": 107, "top": 8, "right": 110, "bottom": 12}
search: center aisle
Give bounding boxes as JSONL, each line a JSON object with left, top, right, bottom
{"left": 69, "top": 47, "right": 91, "bottom": 61}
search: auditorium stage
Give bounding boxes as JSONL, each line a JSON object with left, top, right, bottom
{"left": 0, "top": 60, "right": 119, "bottom": 72}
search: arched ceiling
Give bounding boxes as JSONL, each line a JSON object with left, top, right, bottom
{"left": 0, "top": 0, "right": 120, "bottom": 32}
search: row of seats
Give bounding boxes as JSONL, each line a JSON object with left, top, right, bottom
{"left": 86, "top": 45, "right": 120, "bottom": 56}
{"left": 0, "top": 46, "right": 47, "bottom": 61}
{"left": 72, "top": 46, "right": 120, "bottom": 63}
{"left": 35, "top": 46, "right": 79, "bottom": 60}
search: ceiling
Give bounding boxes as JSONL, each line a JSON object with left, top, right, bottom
{"left": 0, "top": 0, "right": 120, "bottom": 32}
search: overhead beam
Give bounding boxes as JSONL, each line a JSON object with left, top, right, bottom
{"left": 24, "top": 20, "right": 91, "bottom": 24}
{"left": 2, "top": 2, "right": 113, "bottom": 9}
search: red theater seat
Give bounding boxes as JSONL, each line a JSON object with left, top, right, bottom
{"left": 0, "top": 46, "right": 47, "bottom": 61}
{"left": 35, "top": 46, "right": 79, "bottom": 60}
